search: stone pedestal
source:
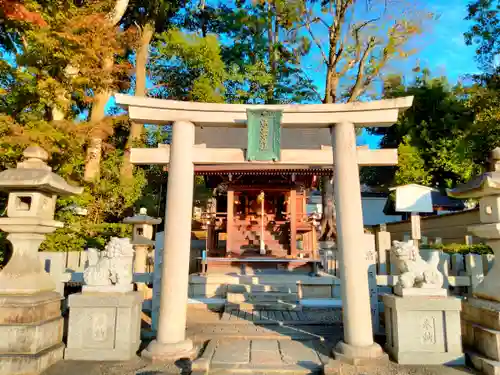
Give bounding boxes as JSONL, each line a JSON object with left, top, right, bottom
{"left": 383, "top": 295, "right": 464, "bottom": 365}
{"left": 64, "top": 292, "right": 143, "bottom": 361}
{"left": 0, "top": 292, "right": 64, "bottom": 375}
{"left": 462, "top": 298, "right": 500, "bottom": 375}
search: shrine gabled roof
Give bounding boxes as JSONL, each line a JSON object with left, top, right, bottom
{"left": 191, "top": 165, "right": 334, "bottom": 176}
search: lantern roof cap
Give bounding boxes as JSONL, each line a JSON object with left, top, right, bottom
{"left": 0, "top": 146, "right": 83, "bottom": 196}
{"left": 123, "top": 207, "right": 162, "bottom": 225}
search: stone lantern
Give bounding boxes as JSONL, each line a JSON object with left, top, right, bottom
{"left": 123, "top": 207, "right": 161, "bottom": 296}
{"left": 0, "top": 146, "right": 83, "bottom": 374}
{"left": 448, "top": 147, "right": 500, "bottom": 372}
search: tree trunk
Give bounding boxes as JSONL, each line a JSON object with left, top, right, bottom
{"left": 319, "top": 175, "right": 337, "bottom": 241}
{"left": 122, "top": 22, "right": 155, "bottom": 178}
{"left": 84, "top": 88, "right": 111, "bottom": 181}
{"left": 319, "top": 71, "right": 338, "bottom": 241}
{"left": 266, "top": 1, "right": 275, "bottom": 103}
{"left": 82, "top": 0, "right": 130, "bottom": 181}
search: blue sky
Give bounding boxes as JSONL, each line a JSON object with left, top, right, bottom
{"left": 348, "top": 0, "right": 479, "bottom": 148}
{"left": 101, "top": 0, "right": 480, "bottom": 148}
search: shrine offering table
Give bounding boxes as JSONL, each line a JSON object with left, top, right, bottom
{"left": 197, "top": 257, "right": 321, "bottom": 275}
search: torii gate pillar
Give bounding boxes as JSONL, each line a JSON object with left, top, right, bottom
{"left": 141, "top": 120, "right": 196, "bottom": 361}
{"left": 330, "top": 121, "right": 387, "bottom": 364}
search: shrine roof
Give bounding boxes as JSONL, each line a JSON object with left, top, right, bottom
{"left": 171, "top": 164, "right": 334, "bottom": 175}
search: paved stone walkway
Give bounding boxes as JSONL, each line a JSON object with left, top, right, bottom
{"left": 42, "top": 339, "right": 479, "bottom": 375}
{"left": 192, "top": 339, "right": 327, "bottom": 373}
{"left": 42, "top": 309, "right": 478, "bottom": 374}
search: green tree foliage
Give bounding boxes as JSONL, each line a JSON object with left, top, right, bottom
{"left": 150, "top": 29, "right": 227, "bottom": 102}
{"left": 463, "top": 0, "right": 500, "bottom": 167}
{"left": 0, "top": 1, "right": 147, "bottom": 257}
{"left": 394, "top": 136, "right": 432, "bottom": 186}
{"left": 179, "top": 1, "right": 320, "bottom": 104}
{"left": 464, "top": 0, "right": 499, "bottom": 72}
{"left": 363, "top": 73, "right": 481, "bottom": 189}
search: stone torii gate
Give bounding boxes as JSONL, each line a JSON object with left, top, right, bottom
{"left": 115, "top": 94, "right": 414, "bottom": 364}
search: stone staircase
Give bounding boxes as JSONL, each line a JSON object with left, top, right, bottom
{"left": 225, "top": 283, "right": 301, "bottom": 312}
{"left": 231, "top": 221, "right": 289, "bottom": 256}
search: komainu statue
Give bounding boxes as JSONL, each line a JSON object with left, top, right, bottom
{"left": 83, "top": 237, "right": 135, "bottom": 292}
{"left": 391, "top": 240, "right": 444, "bottom": 290}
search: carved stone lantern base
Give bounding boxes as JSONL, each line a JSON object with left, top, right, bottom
{"left": 64, "top": 292, "right": 143, "bottom": 361}
{"left": 0, "top": 292, "right": 64, "bottom": 374}
{"left": 0, "top": 230, "right": 60, "bottom": 294}
{"left": 383, "top": 295, "right": 464, "bottom": 365}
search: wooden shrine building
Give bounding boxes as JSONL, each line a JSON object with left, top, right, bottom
{"left": 118, "top": 95, "right": 412, "bottom": 272}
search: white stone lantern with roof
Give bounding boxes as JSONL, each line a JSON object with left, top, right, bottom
{"left": 0, "top": 146, "right": 83, "bottom": 374}
{"left": 123, "top": 207, "right": 162, "bottom": 296}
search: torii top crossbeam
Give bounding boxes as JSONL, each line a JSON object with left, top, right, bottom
{"left": 115, "top": 94, "right": 414, "bottom": 128}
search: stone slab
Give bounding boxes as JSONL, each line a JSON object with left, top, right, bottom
{"left": 468, "top": 351, "right": 500, "bottom": 375}
{"left": 280, "top": 340, "right": 321, "bottom": 365}
{"left": 250, "top": 341, "right": 281, "bottom": 365}
{"left": 463, "top": 298, "right": 500, "bottom": 331}
{"left": 211, "top": 340, "right": 250, "bottom": 365}
{"left": 64, "top": 347, "right": 138, "bottom": 362}
{"left": 68, "top": 292, "right": 142, "bottom": 307}
{"left": 206, "top": 363, "right": 323, "bottom": 374}
{"left": 0, "top": 342, "right": 64, "bottom": 375}
{"left": 393, "top": 351, "right": 465, "bottom": 366}
{"left": 186, "top": 323, "right": 341, "bottom": 341}
{"left": 0, "top": 292, "right": 62, "bottom": 325}
{"left": 394, "top": 286, "right": 448, "bottom": 297}
{"left": 383, "top": 294, "right": 461, "bottom": 310}
{"left": 463, "top": 320, "right": 500, "bottom": 361}
{"left": 0, "top": 317, "right": 63, "bottom": 355}
{"left": 82, "top": 285, "right": 134, "bottom": 293}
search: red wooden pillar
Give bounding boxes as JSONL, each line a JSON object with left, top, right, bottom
{"left": 226, "top": 188, "right": 234, "bottom": 254}
{"left": 290, "top": 189, "right": 297, "bottom": 257}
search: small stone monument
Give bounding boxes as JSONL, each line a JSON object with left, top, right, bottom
{"left": 0, "top": 146, "right": 83, "bottom": 374}
{"left": 448, "top": 147, "right": 500, "bottom": 373}
{"left": 64, "top": 237, "right": 143, "bottom": 361}
{"left": 123, "top": 207, "right": 161, "bottom": 298}
{"left": 382, "top": 240, "right": 464, "bottom": 365}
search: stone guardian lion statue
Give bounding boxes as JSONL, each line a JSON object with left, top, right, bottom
{"left": 83, "top": 237, "right": 135, "bottom": 292}
{"left": 391, "top": 240, "right": 443, "bottom": 289}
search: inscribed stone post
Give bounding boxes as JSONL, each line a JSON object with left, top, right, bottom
{"left": 375, "top": 230, "right": 390, "bottom": 275}
{"left": 151, "top": 231, "right": 164, "bottom": 334}
{"left": 365, "top": 234, "right": 380, "bottom": 334}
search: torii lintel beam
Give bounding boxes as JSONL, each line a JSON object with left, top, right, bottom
{"left": 115, "top": 94, "right": 414, "bottom": 128}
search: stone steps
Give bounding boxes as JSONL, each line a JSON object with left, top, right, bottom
{"left": 190, "top": 339, "right": 331, "bottom": 375}
{"left": 227, "top": 292, "right": 298, "bottom": 304}
{"left": 226, "top": 301, "right": 301, "bottom": 312}
{"left": 227, "top": 284, "right": 294, "bottom": 294}
{"left": 466, "top": 350, "right": 500, "bottom": 375}
{"left": 187, "top": 324, "right": 341, "bottom": 342}
{"left": 251, "top": 292, "right": 299, "bottom": 303}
